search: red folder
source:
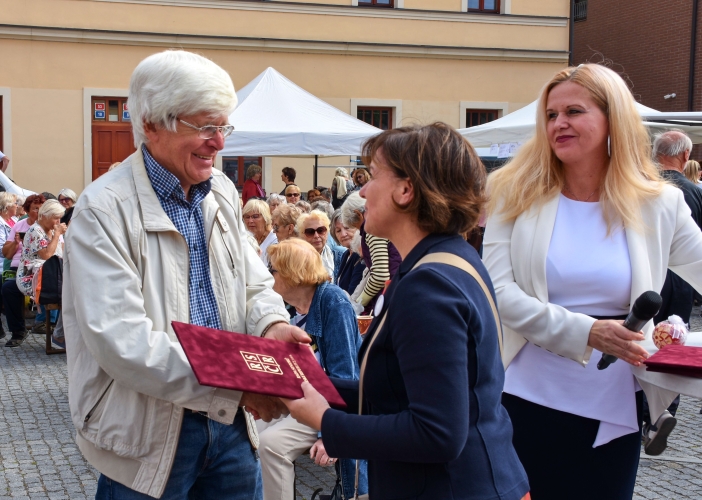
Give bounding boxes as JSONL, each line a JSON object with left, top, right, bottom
{"left": 643, "top": 345, "right": 702, "bottom": 378}
{"left": 172, "top": 321, "right": 347, "bottom": 409}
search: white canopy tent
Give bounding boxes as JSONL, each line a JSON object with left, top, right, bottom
{"left": 221, "top": 66, "right": 380, "bottom": 159}
{"left": 459, "top": 100, "right": 702, "bottom": 151}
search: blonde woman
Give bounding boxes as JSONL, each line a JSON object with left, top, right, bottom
{"left": 243, "top": 199, "right": 276, "bottom": 266}
{"left": 271, "top": 204, "right": 301, "bottom": 242}
{"left": 258, "top": 238, "right": 366, "bottom": 500}
{"left": 684, "top": 159, "right": 702, "bottom": 187}
{"left": 296, "top": 210, "right": 345, "bottom": 278}
{"left": 484, "top": 64, "right": 702, "bottom": 499}
{"left": 0, "top": 192, "right": 17, "bottom": 249}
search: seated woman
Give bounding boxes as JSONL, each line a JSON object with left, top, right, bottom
{"left": 271, "top": 204, "right": 301, "bottom": 242}
{"left": 258, "top": 238, "right": 367, "bottom": 500}
{"left": 297, "top": 210, "right": 345, "bottom": 279}
{"left": 331, "top": 209, "right": 365, "bottom": 294}
{"left": 243, "top": 200, "right": 277, "bottom": 266}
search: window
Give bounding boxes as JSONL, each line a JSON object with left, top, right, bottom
{"left": 465, "top": 109, "right": 499, "bottom": 128}
{"left": 358, "top": 0, "right": 394, "bottom": 7}
{"left": 223, "top": 157, "right": 263, "bottom": 190}
{"left": 574, "top": 0, "right": 587, "bottom": 22}
{"left": 468, "top": 0, "right": 500, "bottom": 13}
{"left": 357, "top": 107, "right": 393, "bottom": 130}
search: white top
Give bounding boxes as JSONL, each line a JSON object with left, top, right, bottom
{"left": 259, "top": 230, "right": 278, "bottom": 267}
{"left": 504, "top": 195, "right": 639, "bottom": 447}
{"left": 321, "top": 244, "right": 335, "bottom": 278}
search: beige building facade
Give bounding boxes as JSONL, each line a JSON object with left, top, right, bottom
{"left": 0, "top": 0, "right": 569, "bottom": 195}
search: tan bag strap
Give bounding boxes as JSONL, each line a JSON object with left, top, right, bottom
{"left": 353, "top": 252, "right": 503, "bottom": 499}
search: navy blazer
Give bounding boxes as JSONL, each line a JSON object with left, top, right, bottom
{"left": 322, "top": 234, "right": 529, "bottom": 500}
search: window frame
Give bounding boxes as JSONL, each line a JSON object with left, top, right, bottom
{"left": 357, "top": 106, "right": 394, "bottom": 131}
{"left": 465, "top": 108, "right": 500, "bottom": 128}
{"left": 357, "top": 0, "right": 394, "bottom": 7}
{"left": 467, "top": 0, "right": 500, "bottom": 14}
{"left": 222, "top": 156, "right": 263, "bottom": 190}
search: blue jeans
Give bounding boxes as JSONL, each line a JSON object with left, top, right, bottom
{"left": 35, "top": 304, "right": 58, "bottom": 324}
{"left": 96, "top": 411, "right": 262, "bottom": 500}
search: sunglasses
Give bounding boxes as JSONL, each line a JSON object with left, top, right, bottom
{"left": 267, "top": 263, "right": 278, "bottom": 274}
{"left": 58, "top": 197, "right": 71, "bottom": 203}
{"left": 304, "top": 227, "right": 328, "bottom": 237}
{"left": 243, "top": 214, "right": 261, "bottom": 221}
{"left": 286, "top": 192, "right": 301, "bottom": 198}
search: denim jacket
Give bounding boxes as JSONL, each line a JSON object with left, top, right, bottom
{"left": 305, "top": 281, "right": 368, "bottom": 497}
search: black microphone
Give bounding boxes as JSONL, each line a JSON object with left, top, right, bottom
{"left": 597, "top": 291, "right": 663, "bottom": 370}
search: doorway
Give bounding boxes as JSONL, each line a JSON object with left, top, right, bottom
{"left": 91, "top": 97, "right": 136, "bottom": 180}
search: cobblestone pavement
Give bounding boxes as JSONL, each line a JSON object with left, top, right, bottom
{"left": 1, "top": 316, "right": 702, "bottom": 499}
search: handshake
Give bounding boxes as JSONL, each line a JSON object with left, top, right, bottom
{"left": 240, "top": 392, "right": 289, "bottom": 422}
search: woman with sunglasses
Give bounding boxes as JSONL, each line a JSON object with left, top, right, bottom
{"left": 284, "top": 185, "right": 302, "bottom": 204}
{"left": 57, "top": 188, "right": 77, "bottom": 209}
{"left": 297, "top": 210, "right": 345, "bottom": 279}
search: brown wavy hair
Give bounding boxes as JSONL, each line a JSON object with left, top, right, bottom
{"left": 360, "top": 122, "right": 486, "bottom": 235}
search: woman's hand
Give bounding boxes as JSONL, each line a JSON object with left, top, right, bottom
{"left": 54, "top": 223, "right": 67, "bottom": 237}
{"left": 281, "top": 382, "right": 330, "bottom": 431}
{"left": 310, "top": 438, "right": 337, "bottom": 467}
{"left": 587, "top": 319, "right": 649, "bottom": 366}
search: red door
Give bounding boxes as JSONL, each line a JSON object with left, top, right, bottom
{"left": 91, "top": 97, "right": 136, "bottom": 180}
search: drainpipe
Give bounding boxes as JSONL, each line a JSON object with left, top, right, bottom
{"left": 569, "top": 0, "right": 575, "bottom": 66}
{"left": 689, "top": 0, "right": 699, "bottom": 111}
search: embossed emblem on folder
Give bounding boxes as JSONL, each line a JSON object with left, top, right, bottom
{"left": 241, "top": 351, "right": 283, "bottom": 375}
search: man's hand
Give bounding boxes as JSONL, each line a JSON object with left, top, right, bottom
{"left": 1, "top": 156, "right": 9, "bottom": 173}
{"left": 240, "top": 392, "right": 288, "bottom": 422}
{"left": 263, "top": 322, "right": 311, "bottom": 344}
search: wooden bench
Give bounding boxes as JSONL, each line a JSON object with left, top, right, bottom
{"left": 43, "top": 303, "right": 64, "bottom": 355}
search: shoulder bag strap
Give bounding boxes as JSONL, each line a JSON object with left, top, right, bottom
{"left": 353, "top": 252, "right": 503, "bottom": 499}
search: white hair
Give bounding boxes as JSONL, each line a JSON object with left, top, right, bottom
{"left": 38, "top": 199, "right": 65, "bottom": 220}
{"left": 335, "top": 167, "right": 348, "bottom": 178}
{"left": 340, "top": 191, "right": 366, "bottom": 228}
{"left": 0, "top": 192, "right": 17, "bottom": 213}
{"left": 128, "top": 50, "right": 237, "bottom": 147}
{"left": 653, "top": 130, "right": 693, "bottom": 158}
{"left": 310, "top": 200, "right": 334, "bottom": 220}
{"left": 267, "top": 193, "right": 285, "bottom": 205}
{"left": 58, "top": 188, "right": 77, "bottom": 202}
{"left": 350, "top": 230, "right": 363, "bottom": 256}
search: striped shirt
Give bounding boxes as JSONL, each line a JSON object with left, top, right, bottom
{"left": 359, "top": 232, "right": 391, "bottom": 306}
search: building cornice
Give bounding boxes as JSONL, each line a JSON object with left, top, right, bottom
{"left": 91, "top": 0, "right": 569, "bottom": 27}
{"left": 0, "top": 24, "right": 569, "bottom": 62}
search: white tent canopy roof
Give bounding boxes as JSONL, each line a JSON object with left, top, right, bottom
{"left": 459, "top": 100, "right": 702, "bottom": 149}
{"left": 220, "top": 67, "right": 380, "bottom": 157}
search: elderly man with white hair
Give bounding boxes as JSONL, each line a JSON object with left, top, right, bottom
{"left": 63, "top": 50, "right": 308, "bottom": 499}
{"left": 652, "top": 130, "right": 702, "bottom": 326}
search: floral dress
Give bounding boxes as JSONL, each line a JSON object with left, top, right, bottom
{"left": 17, "top": 223, "right": 62, "bottom": 297}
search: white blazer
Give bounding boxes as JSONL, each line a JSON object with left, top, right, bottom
{"left": 484, "top": 184, "right": 702, "bottom": 420}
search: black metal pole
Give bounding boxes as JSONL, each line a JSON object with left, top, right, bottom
{"left": 689, "top": 0, "right": 699, "bottom": 111}
{"left": 569, "top": 0, "right": 575, "bottom": 66}
{"left": 314, "top": 155, "right": 318, "bottom": 188}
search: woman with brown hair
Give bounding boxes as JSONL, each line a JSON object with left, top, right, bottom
{"left": 283, "top": 123, "right": 529, "bottom": 500}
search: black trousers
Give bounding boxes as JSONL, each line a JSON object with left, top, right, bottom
{"left": 502, "top": 392, "right": 643, "bottom": 500}
{"left": 2, "top": 278, "right": 25, "bottom": 334}
{"left": 655, "top": 269, "right": 694, "bottom": 326}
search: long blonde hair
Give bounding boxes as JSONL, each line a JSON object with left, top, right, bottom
{"left": 487, "top": 64, "right": 663, "bottom": 231}
{"left": 684, "top": 160, "right": 701, "bottom": 184}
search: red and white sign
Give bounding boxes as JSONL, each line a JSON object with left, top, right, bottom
{"left": 123, "top": 102, "right": 128, "bottom": 111}
{"left": 95, "top": 102, "right": 105, "bottom": 111}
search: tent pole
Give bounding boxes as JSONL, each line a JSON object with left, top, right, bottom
{"left": 314, "top": 155, "right": 318, "bottom": 188}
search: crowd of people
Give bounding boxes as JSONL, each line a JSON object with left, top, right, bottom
{"left": 0, "top": 48, "right": 687, "bottom": 500}
{"left": 0, "top": 189, "right": 75, "bottom": 349}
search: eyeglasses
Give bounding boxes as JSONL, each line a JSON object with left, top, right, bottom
{"left": 285, "top": 192, "right": 301, "bottom": 198}
{"left": 304, "top": 227, "right": 328, "bottom": 237}
{"left": 267, "top": 263, "right": 278, "bottom": 274}
{"left": 243, "top": 214, "right": 261, "bottom": 221}
{"left": 58, "top": 197, "right": 71, "bottom": 203}
{"left": 179, "top": 119, "right": 235, "bottom": 140}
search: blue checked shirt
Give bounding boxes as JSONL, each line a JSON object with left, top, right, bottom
{"left": 142, "top": 146, "right": 222, "bottom": 329}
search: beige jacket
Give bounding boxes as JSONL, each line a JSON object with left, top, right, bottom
{"left": 63, "top": 151, "right": 289, "bottom": 498}
{"left": 484, "top": 185, "right": 702, "bottom": 421}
